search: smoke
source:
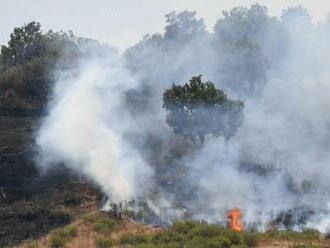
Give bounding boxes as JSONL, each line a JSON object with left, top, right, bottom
{"left": 36, "top": 55, "right": 153, "bottom": 202}
{"left": 36, "top": 4, "right": 330, "bottom": 231}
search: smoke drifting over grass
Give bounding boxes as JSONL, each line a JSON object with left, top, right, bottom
{"left": 37, "top": 4, "right": 330, "bottom": 231}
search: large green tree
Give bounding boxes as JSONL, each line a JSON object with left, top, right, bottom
{"left": 0, "top": 22, "right": 110, "bottom": 115}
{"left": 0, "top": 22, "right": 46, "bottom": 68}
{"left": 163, "top": 75, "right": 244, "bottom": 145}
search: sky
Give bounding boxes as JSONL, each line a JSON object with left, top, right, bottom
{"left": 1, "top": 0, "right": 329, "bottom": 50}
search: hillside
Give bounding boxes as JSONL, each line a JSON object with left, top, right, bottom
{"left": 0, "top": 116, "right": 100, "bottom": 247}
{"left": 18, "top": 210, "right": 330, "bottom": 248}
{"left": 1, "top": 117, "right": 329, "bottom": 248}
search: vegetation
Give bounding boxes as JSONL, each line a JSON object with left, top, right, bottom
{"left": 163, "top": 75, "right": 244, "bottom": 144}
{"left": 95, "top": 237, "right": 113, "bottom": 248}
{"left": 120, "top": 234, "right": 149, "bottom": 245}
{"left": 262, "top": 228, "right": 321, "bottom": 241}
{"left": 19, "top": 211, "right": 327, "bottom": 247}
{"left": 0, "top": 21, "right": 110, "bottom": 115}
{"left": 93, "top": 218, "right": 116, "bottom": 234}
{"left": 49, "top": 224, "right": 77, "bottom": 247}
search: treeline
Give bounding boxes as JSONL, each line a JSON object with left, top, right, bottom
{"left": 1, "top": 4, "right": 329, "bottom": 115}
{"left": 0, "top": 22, "right": 111, "bottom": 115}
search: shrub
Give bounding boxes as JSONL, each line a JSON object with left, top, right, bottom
{"left": 84, "top": 212, "right": 103, "bottom": 223}
{"left": 301, "top": 228, "right": 321, "bottom": 240}
{"left": 93, "top": 219, "right": 116, "bottom": 234}
{"left": 186, "top": 236, "right": 235, "bottom": 248}
{"left": 187, "top": 223, "right": 222, "bottom": 238}
{"left": 151, "top": 230, "right": 184, "bottom": 244}
{"left": 171, "top": 220, "right": 199, "bottom": 234}
{"left": 263, "top": 229, "right": 321, "bottom": 241}
{"left": 52, "top": 209, "right": 72, "bottom": 224}
{"left": 49, "top": 225, "right": 77, "bottom": 247}
{"left": 120, "top": 234, "right": 149, "bottom": 245}
{"left": 242, "top": 232, "right": 259, "bottom": 247}
{"left": 95, "top": 237, "right": 113, "bottom": 248}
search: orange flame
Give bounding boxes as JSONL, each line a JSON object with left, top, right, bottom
{"left": 226, "top": 208, "right": 243, "bottom": 231}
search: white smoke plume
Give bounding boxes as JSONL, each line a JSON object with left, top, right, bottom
{"left": 36, "top": 4, "right": 330, "bottom": 231}
{"left": 36, "top": 56, "right": 153, "bottom": 202}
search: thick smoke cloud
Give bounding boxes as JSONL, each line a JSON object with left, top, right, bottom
{"left": 36, "top": 55, "right": 153, "bottom": 202}
{"left": 37, "top": 4, "right": 330, "bottom": 231}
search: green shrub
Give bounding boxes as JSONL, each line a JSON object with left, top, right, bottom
{"left": 52, "top": 209, "right": 72, "bottom": 224}
{"left": 187, "top": 223, "right": 222, "bottom": 238}
{"left": 263, "top": 229, "right": 321, "bottom": 241}
{"left": 84, "top": 212, "right": 103, "bottom": 223}
{"left": 171, "top": 220, "right": 199, "bottom": 234}
{"left": 301, "top": 228, "right": 321, "bottom": 240}
{"left": 186, "top": 236, "right": 235, "bottom": 248}
{"left": 151, "top": 230, "right": 184, "bottom": 244}
{"left": 49, "top": 225, "right": 77, "bottom": 247}
{"left": 120, "top": 233, "right": 149, "bottom": 245}
{"left": 242, "top": 232, "right": 259, "bottom": 247}
{"left": 93, "top": 219, "right": 116, "bottom": 234}
{"left": 95, "top": 237, "right": 113, "bottom": 248}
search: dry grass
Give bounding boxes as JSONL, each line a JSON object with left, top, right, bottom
{"left": 19, "top": 210, "right": 330, "bottom": 248}
{"left": 19, "top": 210, "right": 161, "bottom": 248}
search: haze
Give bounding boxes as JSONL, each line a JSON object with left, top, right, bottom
{"left": 1, "top": 0, "right": 329, "bottom": 50}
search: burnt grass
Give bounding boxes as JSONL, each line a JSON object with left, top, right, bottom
{"left": 0, "top": 116, "right": 100, "bottom": 247}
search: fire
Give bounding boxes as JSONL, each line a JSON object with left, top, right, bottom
{"left": 226, "top": 208, "right": 243, "bottom": 231}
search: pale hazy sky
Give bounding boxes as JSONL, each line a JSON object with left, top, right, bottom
{"left": 1, "top": 0, "right": 329, "bottom": 50}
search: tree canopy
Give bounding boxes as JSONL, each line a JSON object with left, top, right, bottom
{"left": 163, "top": 75, "right": 244, "bottom": 144}
{"left": 0, "top": 22, "right": 110, "bottom": 115}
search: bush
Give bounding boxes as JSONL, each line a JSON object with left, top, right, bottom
{"left": 187, "top": 223, "right": 222, "bottom": 238}
{"left": 242, "top": 232, "right": 259, "bottom": 247}
{"left": 263, "top": 229, "right": 321, "bottom": 241}
{"left": 171, "top": 220, "right": 199, "bottom": 234}
{"left": 301, "top": 228, "right": 321, "bottom": 240}
{"left": 93, "top": 219, "right": 116, "bottom": 234}
{"left": 120, "top": 234, "right": 149, "bottom": 245}
{"left": 151, "top": 230, "right": 184, "bottom": 244}
{"left": 52, "top": 209, "right": 72, "bottom": 224}
{"left": 95, "top": 238, "right": 113, "bottom": 248}
{"left": 83, "top": 212, "right": 103, "bottom": 223}
{"left": 49, "top": 225, "right": 77, "bottom": 247}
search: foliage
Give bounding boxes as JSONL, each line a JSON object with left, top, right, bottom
{"left": 213, "top": 4, "right": 275, "bottom": 96}
{"left": 0, "top": 22, "right": 109, "bottom": 115}
{"left": 120, "top": 234, "right": 149, "bottom": 245}
{"left": 83, "top": 212, "right": 117, "bottom": 234}
{"left": 111, "top": 221, "right": 321, "bottom": 248}
{"left": 95, "top": 237, "right": 113, "bottom": 248}
{"left": 262, "top": 229, "right": 321, "bottom": 241}
{"left": 0, "top": 22, "right": 45, "bottom": 67}
{"left": 163, "top": 75, "right": 244, "bottom": 144}
{"left": 49, "top": 224, "right": 77, "bottom": 247}
{"left": 52, "top": 208, "right": 73, "bottom": 224}
{"left": 164, "top": 11, "right": 206, "bottom": 41}
{"left": 93, "top": 218, "right": 116, "bottom": 234}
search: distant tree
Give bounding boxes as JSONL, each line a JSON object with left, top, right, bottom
{"left": 281, "top": 5, "right": 312, "bottom": 26}
{"left": 0, "top": 22, "right": 46, "bottom": 67}
{"left": 214, "top": 4, "right": 274, "bottom": 96}
{"left": 164, "top": 11, "right": 206, "bottom": 41}
{"left": 163, "top": 75, "right": 244, "bottom": 145}
{"left": 0, "top": 22, "right": 111, "bottom": 115}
